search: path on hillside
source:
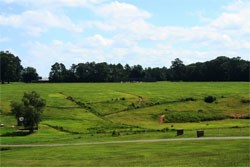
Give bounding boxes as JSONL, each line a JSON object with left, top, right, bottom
{"left": 1, "top": 136, "right": 249, "bottom": 148}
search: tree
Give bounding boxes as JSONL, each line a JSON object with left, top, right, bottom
{"left": 11, "top": 91, "right": 46, "bottom": 133}
{"left": 130, "top": 65, "right": 144, "bottom": 81}
{"left": 0, "top": 51, "right": 22, "bottom": 84}
{"left": 49, "top": 62, "right": 68, "bottom": 82}
{"left": 21, "top": 67, "right": 39, "bottom": 83}
{"left": 170, "top": 58, "right": 186, "bottom": 81}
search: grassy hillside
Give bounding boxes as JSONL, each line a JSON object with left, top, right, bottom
{"left": 1, "top": 82, "right": 249, "bottom": 136}
{"left": 0, "top": 82, "right": 249, "bottom": 166}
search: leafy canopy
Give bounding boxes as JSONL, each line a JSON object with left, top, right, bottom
{"left": 11, "top": 91, "right": 46, "bottom": 133}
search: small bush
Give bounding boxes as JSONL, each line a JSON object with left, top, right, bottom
{"left": 0, "top": 147, "right": 11, "bottom": 151}
{"left": 161, "top": 127, "right": 169, "bottom": 132}
{"left": 204, "top": 96, "right": 216, "bottom": 103}
{"left": 164, "top": 111, "right": 226, "bottom": 123}
{"left": 112, "top": 130, "right": 120, "bottom": 136}
{"left": 66, "top": 96, "right": 74, "bottom": 101}
{"left": 130, "top": 103, "right": 136, "bottom": 108}
{"left": 181, "top": 97, "right": 196, "bottom": 102}
{"left": 231, "top": 126, "right": 240, "bottom": 128}
{"left": 239, "top": 115, "right": 250, "bottom": 119}
{"left": 120, "top": 97, "right": 126, "bottom": 101}
{"left": 241, "top": 99, "right": 250, "bottom": 104}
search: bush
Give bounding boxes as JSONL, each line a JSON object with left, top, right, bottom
{"left": 112, "top": 130, "right": 120, "bottom": 136}
{"left": 120, "top": 97, "right": 126, "bottom": 101}
{"left": 204, "top": 96, "right": 216, "bottom": 103}
{"left": 181, "top": 97, "right": 196, "bottom": 101}
{"left": 164, "top": 111, "right": 226, "bottom": 123}
{"left": 241, "top": 99, "right": 250, "bottom": 104}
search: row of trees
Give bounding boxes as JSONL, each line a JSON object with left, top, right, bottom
{"left": 1, "top": 50, "right": 249, "bottom": 83}
{"left": 0, "top": 51, "right": 39, "bottom": 84}
{"left": 168, "top": 57, "right": 250, "bottom": 81}
{"left": 49, "top": 62, "right": 168, "bottom": 82}
{"left": 49, "top": 56, "right": 249, "bottom": 82}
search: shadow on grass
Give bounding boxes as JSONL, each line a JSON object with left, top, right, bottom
{"left": 0, "top": 131, "right": 32, "bottom": 137}
{"left": 0, "top": 147, "right": 11, "bottom": 151}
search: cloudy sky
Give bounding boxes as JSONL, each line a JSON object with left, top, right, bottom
{"left": 0, "top": 0, "right": 249, "bottom": 77}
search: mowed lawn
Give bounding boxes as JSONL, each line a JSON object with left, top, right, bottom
{"left": 1, "top": 139, "right": 249, "bottom": 167}
{"left": 0, "top": 82, "right": 249, "bottom": 166}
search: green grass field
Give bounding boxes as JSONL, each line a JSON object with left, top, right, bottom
{"left": 0, "top": 82, "right": 249, "bottom": 166}
{"left": 1, "top": 140, "right": 249, "bottom": 167}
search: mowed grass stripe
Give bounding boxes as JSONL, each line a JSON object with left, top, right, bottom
{"left": 1, "top": 136, "right": 250, "bottom": 147}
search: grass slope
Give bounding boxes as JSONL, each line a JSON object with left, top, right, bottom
{"left": 0, "top": 82, "right": 249, "bottom": 166}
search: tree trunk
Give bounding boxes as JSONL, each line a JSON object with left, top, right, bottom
{"left": 17, "top": 120, "right": 22, "bottom": 126}
{"left": 29, "top": 127, "right": 34, "bottom": 133}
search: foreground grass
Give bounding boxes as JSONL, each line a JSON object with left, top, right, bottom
{"left": 1, "top": 139, "right": 249, "bottom": 167}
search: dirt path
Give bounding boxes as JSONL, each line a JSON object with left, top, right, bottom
{"left": 1, "top": 136, "right": 249, "bottom": 148}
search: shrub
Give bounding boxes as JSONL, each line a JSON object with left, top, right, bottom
{"left": 112, "top": 130, "right": 120, "bottom": 136}
{"left": 164, "top": 111, "right": 226, "bottom": 123}
{"left": 66, "top": 96, "right": 74, "bottom": 101}
{"left": 241, "top": 99, "right": 250, "bottom": 104}
{"left": 0, "top": 147, "right": 11, "bottom": 151}
{"left": 181, "top": 97, "right": 196, "bottom": 101}
{"left": 120, "top": 97, "right": 126, "bottom": 101}
{"left": 204, "top": 96, "right": 216, "bottom": 103}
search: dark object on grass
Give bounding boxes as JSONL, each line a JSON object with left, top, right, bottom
{"left": 112, "top": 130, "right": 120, "bottom": 136}
{"left": 181, "top": 97, "right": 196, "bottom": 101}
{"left": 197, "top": 130, "right": 204, "bottom": 137}
{"left": 204, "top": 96, "right": 216, "bottom": 103}
{"left": 177, "top": 129, "right": 184, "bottom": 136}
{"left": 241, "top": 99, "right": 250, "bottom": 104}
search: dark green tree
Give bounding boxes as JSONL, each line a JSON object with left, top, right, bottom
{"left": 11, "top": 91, "right": 46, "bottom": 133}
{"left": 0, "top": 51, "right": 22, "bottom": 84}
{"left": 21, "top": 67, "right": 39, "bottom": 83}
{"left": 49, "top": 62, "right": 68, "bottom": 82}
{"left": 170, "top": 58, "right": 186, "bottom": 81}
{"left": 130, "top": 65, "right": 144, "bottom": 81}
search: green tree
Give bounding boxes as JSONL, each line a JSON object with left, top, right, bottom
{"left": 11, "top": 91, "right": 46, "bottom": 133}
{"left": 170, "top": 58, "right": 186, "bottom": 81}
{"left": 49, "top": 62, "right": 68, "bottom": 82}
{"left": 130, "top": 65, "right": 144, "bottom": 81}
{"left": 21, "top": 67, "right": 39, "bottom": 83}
{"left": 0, "top": 51, "right": 23, "bottom": 84}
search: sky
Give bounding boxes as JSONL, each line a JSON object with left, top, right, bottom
{"left": 0, "top": 0, "right": 249, "bottom": 77}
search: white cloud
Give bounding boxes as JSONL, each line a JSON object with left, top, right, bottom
{"left": 84, "top": 34, "right": 113, "bottom": 47}
{"left": 95, "top": 1, "right": 151, "bottom": 20}
{"left": 1, "top": 0, "right": 249, "bottom": 76}
{"left": 0, "top": 10, "right": 83, "bottom": 35}
{"left": 0, "top": 0, "right": 106, "bottom": 8}
{"left": 211, "top": 1, "right": 250, "bottom": 35}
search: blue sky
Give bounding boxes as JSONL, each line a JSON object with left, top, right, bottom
{"left": 0, "top": 0, "right": 249, "bottom": 77}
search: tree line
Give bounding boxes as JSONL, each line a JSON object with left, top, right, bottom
{"left": 1, "top": 50, "right": 249, "bottom": 83}
{"left": 48, "top": 57, "right": 250, "bottom": 82}
{"left": 0, "top": 51, "right": 39, "bottom": 84}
